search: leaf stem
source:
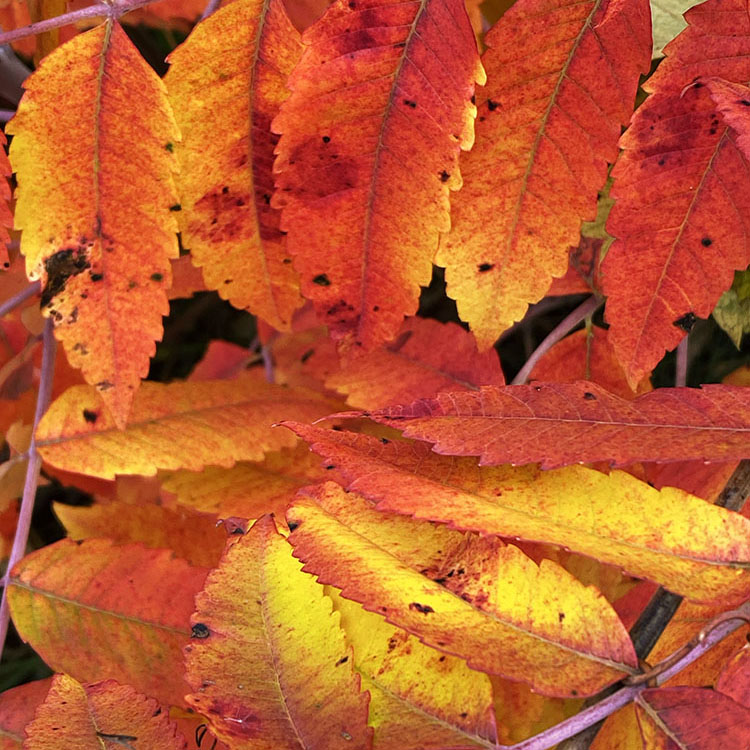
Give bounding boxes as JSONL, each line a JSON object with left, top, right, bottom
{"left": 200, "top": 0, "right": 223, "bottom": 20}
{"left": 0, "top": 318, "right": 56, "bottom": 662}
{"left": 0, "top": 281, "right": 40, "bottom": 319}
{"left": 675, "top": 336, "right": 688, "bottom": 387}
{"left": 511, "top": 295, "right": 602, "bottom": 385}
{"left": 0, "top": 0, "right": 165, "bottom": 47}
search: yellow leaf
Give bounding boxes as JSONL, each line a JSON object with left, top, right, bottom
{"left": 185, "top": 514, "right": 372, "bottom": 749}
{"left": 8, "top": 21, "right": 180, "bottom": 427}
{"left": 35, "top": 372, "right": 342, "bottom": 479}
{"left": 165, "top": 0, "right": 304, "bottom": 330}
{"left": 287, "top": 483, "right": 637, "bottom": 698}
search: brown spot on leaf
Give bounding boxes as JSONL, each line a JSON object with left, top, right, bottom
{"left": 583, "top": 392, "right": 596, "bottom": 401}
{"left": 439, "top": 170, "right": 450, "bottom": 182}
{"left": 673, "top": 312, "right": 697, "bottom": 332}
{"left": 41, "top": 248, "right": 92, "bottom": 307}
{"left": 403, "top": 99, "right": 417, "bottom": 108}
{"left": 151, "top": 273, "right": 163, "bottom": 282}
{"left": 191, "top": 623, "right": 210, "bottom": 639}
{"left": 409, "top": 602, "right": 434, "bottom": 614}
{"left": 487, "top": 100, "right": 500, "bottom": 111}
{"left": 701, "top": 236, "right": 713, "bottom": 247}
{"left": 313, "top": 274, "right": 331, "bottom": 286}
{"left": 90, "top": 273, "right": 103, "bottom": 282}
{"left": 478, "top": 263, "right": 494, "bottom": 272}
{"left": 83, "top": 409, "right": 98, "bottom": 424}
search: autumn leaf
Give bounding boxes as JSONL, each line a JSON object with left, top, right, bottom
{"left": 329, "top": 381, "right": 750, "bottom": 467}
{"left": 716, "top": 644, "right": 750, "bottom": 707}
{"left": 165, "top": 0, "right": 304, "bottom": 330}
{"left": 286, "top": 424, "right": 750, "bottom": 605}
{"left": 0, "top": 678, "right": 52, "bottom": 750}
{"left": 636, "top": 686, "right": 750, "bottom": 748}
{"left": 330, "top": 589, "right": 499, "bottom": 749}
{"left": 651, "top": 0, "right": 702, "bottom": 57}
{"left": 7, "top": 20, "right": 180, "bottom": 427}
{"left": 713, "top": 269, "right": 750, "bottom": 348}
{"left": 272, "top": 0, "right": 484, "bottom": 351}
{"left": 34, "top": 371, "right": 341, "bottom": 479}
{"left": 184, "top": 514, "right": 372, "bottom": 749}
{"left": 7, "top": 538, "right": 208, "bottom": 707}
{"left": 24, "top": 675, "right": 187, "bottom": 750}
{"left": 287, "top": 482, "right": 637, "bottom": 698}
{"left": 439, "top": 0, "right": 651, "bottom": 347}
{"left": 0, "top": 131, "right": 11, "bottom": 271}
{"left": 325, "top": 316, "right": 505, "bottom": 408}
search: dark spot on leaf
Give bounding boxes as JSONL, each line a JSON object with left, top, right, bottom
{"left": 90, "top": 273, "right": 103, "bottom": 282}
{"left": 335, "top": 656, "right": 349, "bottom": 666}
{"left": 673, "top": 312, "right": 697, "bottom": 332}
{"left": 129, "top": 280, "right": 138, "bottom": 289}
{"left": 322, "top": 135, "right": 331, "bottom": 143}
{"left": 82, "top": 409, "right": 98, "bottom": 424}
{"left": 348, "top": 0, "right": 355, "bottom": 6}
{"left": 478, "top": 263, "right": 494, "bottom": 272}
{"left": 263, "top": 194, "right": 271, "bottom": 205}
{"left": 222, "top": 186, "right": 229, "bottom": 194}
{"left": 583, "top": 392, "right": 596, "bottom": 401}
{"left": 41, "top": 248, "right": 92, "bottom": 307}
{"left": 325, "top": 464, "right": 336, "bottom": 470}
{"left": 572, "top": 689, "right": 578, "bottom": 696}
{"left": 169, "top": 204, "right": 182, "bottom": 212}
{"left": 487, "top": 99, "right": 499, "bottom": 111}
{"left": 96, "top": 380, "right": 114, "bottom": 391}
{"left": 151, "top": 273, "right": 163, "bottom": 282}
{"left": 460, "top": 712, "right": 468, "bottom": 718}
{"left": 300, "top": 349, "right": 315, "bottom": 364}
{"left": 395, "top": 41, "right": 406, "bottom": 47}
{"left": 165, "top": 142, "right": 174, "bottom": 152}
{"left": 191, "top": 623, "right": 210, "bottom": 639}
{"left": 439, "top": 655, "right": 445, "bottom": 661}
{"left": 409, "top": 602, "right": 434, "bottom": 614}
{"left": 470, "top": 94, "right": 476, "bottom": 104}
{"left": 701, "top": 236, "right": 713, "bottom": 247}
{"left": 403, "top": 99, "right": 417, "bottom": 108}
{"left": 439, "top": 170, "right": 450, "bottom": 182}
{"left": 313, "top": 274, "right": 331, "bottom": 286}
{"left": 740, "top": 100, "right": 750, "bottom": 106}
{"left": 692, "top": 82, "right": 703, "bottom": 89}
{"left": 658, "top": 158, "right": 666, "bottom": 166}
{"left": 224, "top": 279, "right": 232, "bottom": 284}
{"left": 380, "top": 437, "right": 390, "bottom": 444}
{"left": 559, "top": 612, "right": 565, "bottom": 622}
{"left": 287, "top": 521, "right": 299, "bottom": 531}
{"left": 283, "top": 257, "right": 292, "bottom": 264}
{"left": 373, "top": 305, "right": 380, "bottom": 311}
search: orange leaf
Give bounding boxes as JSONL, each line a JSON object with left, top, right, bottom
{"left": 287, "top": 483, "right": 637, "bottom": 698}
{"left": 54, "top": 500, "right": 227, "bottom": 568}
{"left": 7, "top": 538, "right": 208, "bottom": 707}
{"left": 24, "top": 675, "right": 186, "bottom": 750}
{"left": 165, "top": 0, "right": 304, "bottom": 330}
{"left": 35, "top": 372, "right": 341, "bottom": 479}
{"left": 272, "top": 0, "right": 484, "bottom": 351}
{"left": 184, "top": 514, "right": 372, "bottom": 749}
{"left": 636, "top": 687, "right": 750, "bottom": 749}
{"left": 325, "top": 317, "right": 504, "bottom": 409}
{"left": 439, "top": 0, "right": 650, "bottom": 347}
{"left": 285, "top": 424, "right": 750, "bottom": 605}
{"left": 7, "top": 21, "right": 180, "bottom": 427}
{"left": 0, "top": 678, "right": 52, "bottom": 750}
{"left": 333, "top": 382, "right": 750, "bottom": 467}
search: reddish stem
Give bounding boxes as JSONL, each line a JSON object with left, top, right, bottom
{"left": 675, "top": 336, "right": 688, "bottom": 387}
{"left": 0, "top": 318, "right": 57, "bottom": 661}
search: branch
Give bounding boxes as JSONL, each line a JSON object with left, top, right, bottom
{"left": 511, "top": 295, "right": 603, "bottom": 385}
{"left": 200, "top": 0, "right": 223, "bottom": 20}
{"left": 0, "top": 281, "right": 40, "bottom": 318}
{"left": 0, "top": 318, "right": 56, "bottom": 661}
{"left": 0, "top": 0, "right": 166, "bottom": 47}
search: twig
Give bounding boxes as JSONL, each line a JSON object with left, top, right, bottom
{"left": 0, "top": 109, "right": 16, "bottom": 123}
{"left": 0, "top": 318, "right": 56, "bottom": 662}
{"left": 511, "top": 295, "right": 603, "bottom": 385}
{"left": 261, "top": 345, "right": 274, "bottom": 383}
{"left": 675, "top": 336, "right": 688, "bottom": 387}
{"left": 200, "top": 0, "right": 223, "bottom": 20}
{"left": 0, "top": 281, "right": 39, "bottom": 319}
{"left": 0, "top": 0, "right": 164, "bottom": 47}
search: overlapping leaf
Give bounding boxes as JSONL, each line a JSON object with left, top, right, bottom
{"left": 165, "top": 0, "right": 303, "bottom": 330}
{"left": 272, "top": 0, "right": 484, "bottom": 351}
{"left": 603, "top": 0, "right": 750, "bottom": 385}
{"left": 331, "top": 589, "right": 499, "bottom": 749}
{"left": 8, "top": 21, "right": 180, "bottom": 427}
{"left": 34, "top": 371, "right": 341, "bottom": 479}
{"left": 286, "top": 424, "right": 750, "bottom": 604}
{"left": 24, "top": 675, "right": 187, "bottom": 750}
{"left": 331, "top": 381, "right": 750, "bottom": 467}
{"left": 7, "top": 539, "right": 207, "bottom": 707}
{"left": 0, "top": 679, "right": 52, "bottom": 750}
{"left": 184, "top": 514, "right": 371, "bottom": 749}
{"left": 287, "top": 483, "right": 637, "bottom": 698}
{"left": 439, "top": 0, "right": 650, "bottom": 347}
{"left": 636, "top": 687, "right": 750, "bottom": 748}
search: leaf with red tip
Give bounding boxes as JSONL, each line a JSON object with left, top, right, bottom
{"left": 286, "top": 482, "right": 637, "bottom": 698}
{"left": 636, "top": 687, "right": 750, "bottom": 749}
{"left": 35, "top": 372, "right": 341, "bottom": 479}
{"left": 24, "top": 675, "right": 186, "bottom": 750}
{"left": 272, "top": 0, "right": 484, "bottom": 351}
{"left": 285, "top": 424, "right": 750, "bottom": 605}
{"left": 439, "top": 0, "right": 651, "bottom": 347}
{"left": 184, "top": 514, "right": 372, "bottom": 750}
{"left": 334, "top": 382, "right": 750, "bottom": 467}
{"left": 7, "top": 21, "right": 180, "bottom": 427}
{"left": 7, "top": 539, "right": 207, "bottom": 708}
{"left": 165, "top": 0, "right": 304, "bottom": 330}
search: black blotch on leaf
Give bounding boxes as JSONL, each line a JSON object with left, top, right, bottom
{"left": 41, "top": 248, "right": 92, "bottom": 307}
{"left": 169, "top": 204, "right": 182, "bottom": 212}
{"left": 82, "top": 409, "right": 98, "bottom": 424}
{"left": 165, "top": 142, "right": 174, "bottom": 152}
{"left": 191, "top": 623, "right": 210, "bottom": 639}
{"left": 380, "top": 437, "right": 390, "bottom": 444}
{"left": 335, "top": 656, "right": 349, "bottom": 666}
{"left": 478, "top": 263, "right": 494, "bottom": 272}
{"left": 740, "top": 100, "right": 750, "bottom": 106}
{"left": 301, "top": 348, "right": 315, "bottom": 363}
{"left": 440, "top": 170, "right": 450, "bottom": 182}
{"left": 487, "top": 100, "right": 500, "bottom": 111}
{"left": 287, "top": 520, "right": 300, "bottom": 531}
{"left": 322, "top": 135, "right": 331, "bottom": 143}
{"left": 313, "top": 274, "right": 331, "bottom": 286}
{"left": 701, "top": 236, "right": 713, "bottom": 247}
{"left": 673, "top": 312, "right": 697, "bottom": 332}
{"left": 559, "top": 612, "right": 565, "bottom": 622}
{"left": 325, "top": 464, "right": 336, "bottom": 470}
{"left": 583, "top": 392, "right": 596, "bottom": 401}
{"left": 90, "top": 273, "right": 103, "bottom": 282}
{"left": 409, "top": 602, "right": 434, "bottom": 614}
{"left": 403, "top": 99, "right": 417, "bottom": 108}
{"left": 151, "top": 273, "right": 163, "bottom": 282}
